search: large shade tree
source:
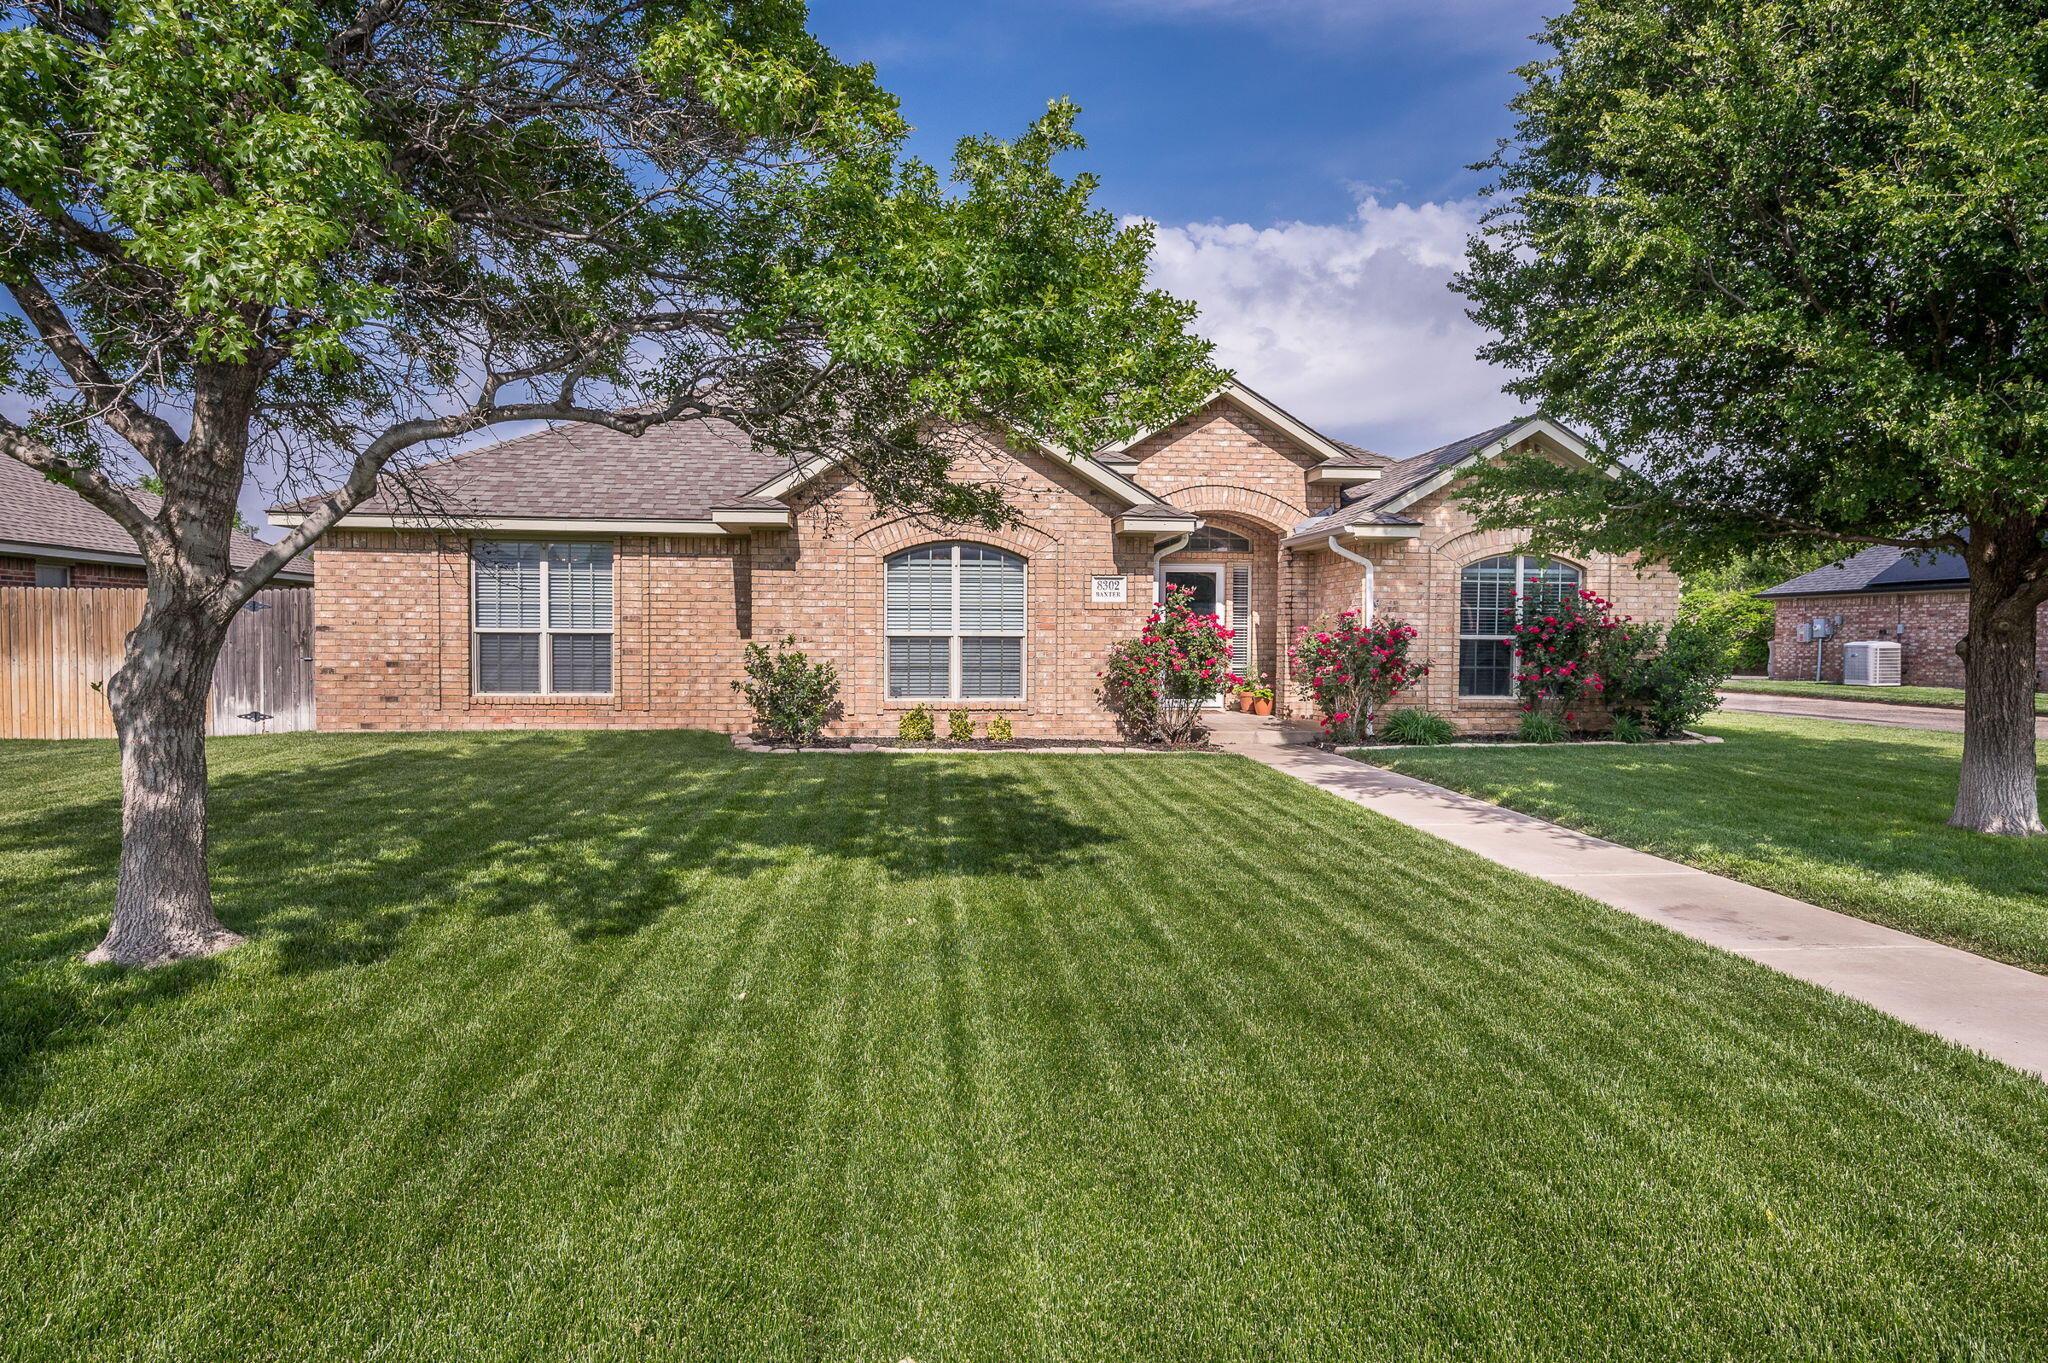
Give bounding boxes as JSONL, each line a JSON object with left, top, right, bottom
{"left": 0, "top": 0, "right": 1221, "bottom": 965}
{"left": 1455, "top": 0, "right": 2048, "bottom": 835}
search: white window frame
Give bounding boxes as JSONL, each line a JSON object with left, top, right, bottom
{"left": 471, "top": 539, "right": 615, "bottom": 697}
{"left": 885, "top": 542, "right": 1027, "bottom": 701}
{"left": 1457, "top": 552, "right": 1580, "bottom": 699}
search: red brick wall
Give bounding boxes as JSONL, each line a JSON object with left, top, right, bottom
{"left": 69, "top": 562, "right": 146, "bottom": 588}
{"left": 1296, "top": 474, "right": 1682, "bottom": 734}
{"left": 0, "top": 556, "right": 145, "bottom": 587}
{"left": 1767, "top": 590, "right": 2048, "bottom": 690}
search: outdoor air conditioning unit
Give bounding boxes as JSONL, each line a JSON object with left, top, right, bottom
{"left": 1843, "top": 640, "right": 1903, "bottom": 686}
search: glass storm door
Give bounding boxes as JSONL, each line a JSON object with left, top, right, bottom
{"left": 1159, "top": 566, "right": 1229, "bottom": 707}
{"left": 1163, "top": 568, "right": 1222, "bottom": 619}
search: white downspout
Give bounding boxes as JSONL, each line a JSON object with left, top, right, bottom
{"left": 1325, "top": 534, "right": 1375, "bottom": 624}
{"left": 1326, "top": 534, "right": 1378, "bottom": 737}
{"left": 1151, "top": 531, "right": 1192, "bottom": 603}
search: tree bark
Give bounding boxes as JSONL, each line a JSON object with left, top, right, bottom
{"left": 84, "top": 591, "right": 243, "bottom": 966}
{"left": 1951, "top": 518, "right": 2046, "bottom": 837}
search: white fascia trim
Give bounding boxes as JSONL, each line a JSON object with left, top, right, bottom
{"left": 1114, "top": 513, "right": 1201, "bottom": 535}
{"left": 709, "top": 507, "right": 793, "bottom": 529}
{"left": 1307, "top": 463, "right": 1384, "bottom": 484}
{"left": 267, "top": 512, "right": 733, "bottom": 535}
{"left": 1096, "top": 382, "right": 1356, "bottom": 466}
{"left": 0, "top": 537, "right": 314, "bottom": 580}
{"left": 1374, "top": 418, "right": 1595, "bottom": 518}
{"left": 1280, "top": 522, "right": 1422, "bottom": 550}
{"left": 744, "top": 452, "right": 841, "bottom": 503}
{"left": 0, "top": 539, "right": 144, "bottom": 568}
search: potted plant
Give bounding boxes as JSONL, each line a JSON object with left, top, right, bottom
{"left": 1242, "top": 677, "right": 1275, "bottom": 716}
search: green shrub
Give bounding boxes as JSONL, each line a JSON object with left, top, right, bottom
{"left": 1679, "top": 583, "right": 1775, "bottom": 674}
{"left": 1518, "top": 710, "right": 1569, "bottom": 744}
{"left": 947, "top": 708, "right": 975, "bottom": 742}
{"left": 1605, "top": 618, "right": 1736, "bottom": 736}
{"left": 987, "top": 714, "right": 1014, "bottom": 743}
{"left": 898, "top": 705, "right": 935, "bottom": 743}
{"left": 1608, "top": 712, "right": 1646, "bottom": 744}
{"left": 730, "top": 636, "right": 839, "bottom": 746}
{"left": 1625, "top": 618, "right": 1730, "bottom": 736}
{"left": 1381, "top": 707, "right": 1457, "bottom": 746}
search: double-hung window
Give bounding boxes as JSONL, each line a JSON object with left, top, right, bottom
{"left": 1458, "top": 553, "right": 1580, "bottom": 697}
{"left": 886, "top": 543, "right": 1025, "bottom": 700}
{"left": 472, "top": 541, "right": 614, "bottom": 695}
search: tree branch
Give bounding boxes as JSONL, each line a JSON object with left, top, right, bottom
{"left": 6, "top": 274, "right": 185, "bottom": 466}
{"left": 221, "top": 392, "right": 710, "bottom": 614}
{"left": 0, "top": 415, "right": 163, "bottom": 553}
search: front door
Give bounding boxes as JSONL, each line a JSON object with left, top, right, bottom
{"left": 1159, "top": 565, "right": 1229, "bottom": 707}
{"left": 1162, "top": 567, "right": 1223, "bottom": 620}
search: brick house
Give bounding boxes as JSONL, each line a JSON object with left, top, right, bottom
{"left": 272, "top": 383, "right": 1680, "bottom": 738}
{"left": 1, "top": 455, "right": 312, "bottom": 588}
{"left": 1762, "top": 540, "right": 2047, "bottom": 690}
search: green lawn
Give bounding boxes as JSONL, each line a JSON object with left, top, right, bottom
{"left": 4, "top": 732, "right": 2048, "bottom": 1360}
{"left": 1364, "top": 711, "right": 2048, "bottom": 973}
{"left": 1723, "top": 675, "right": 2048, "bottom": 714}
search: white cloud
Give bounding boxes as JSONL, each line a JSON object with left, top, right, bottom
{"left": 1140, "top": 195, "right": 1521, "bottom": 454}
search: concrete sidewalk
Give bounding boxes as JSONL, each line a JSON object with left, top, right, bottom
{"left": 1718, "top": 688, "right": 2048, "bottom": 738}
{"left": 1215, "top": 733, "right": 2048, "bottom": 1079}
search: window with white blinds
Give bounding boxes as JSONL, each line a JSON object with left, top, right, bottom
{"left": 885, "top": 543, "right": 1025, "bottom": 699}
{"left": 473, "top": 540, "right": 614, "bottom": 694}
{"left": 1458, "top": 552, "right": 1579, "bottom": 697}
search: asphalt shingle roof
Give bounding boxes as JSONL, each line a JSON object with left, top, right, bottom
{"left": 275, "top": 418, "right": 797, "bottom": 522}
{"left": 1288, "top": 417, "right": 1534, "bottom": 536}
{"left": 1759, "top": 542, "right": 1968, "bottom": 598}
{"left": 1, "top": 456, "right": 310, "bottom": 579}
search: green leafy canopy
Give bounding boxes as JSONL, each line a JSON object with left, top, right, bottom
{"left": 1, "top": 0, "right": 1220, "bottom": 553}
{"left": 1452, "top": 0, "right": 2048, "bottom": 571}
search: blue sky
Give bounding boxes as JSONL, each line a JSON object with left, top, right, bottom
{"left": 811, "top": 0, "right": 1559, "bottom": 454}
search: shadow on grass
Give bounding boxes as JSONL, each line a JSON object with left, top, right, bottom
{"left": 0, "top": 730, "right": 1119, "bottom": 1102}
{"left": 1375, "top": 716, "right": 2046, "bottom": 908}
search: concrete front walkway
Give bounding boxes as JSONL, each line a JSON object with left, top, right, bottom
{"left": 1212, "top": 724, "right": 2048, "bottom": 1079}
{"left": 1718, "top": 688, "right": 2048, "bottom": 739}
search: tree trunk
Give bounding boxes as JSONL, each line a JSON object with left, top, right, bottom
{"left": 85, "top": 599, "right": 243, "bottom": 966}
{"left": 1951, "top": 519, "right": 2046, "bottom": 837}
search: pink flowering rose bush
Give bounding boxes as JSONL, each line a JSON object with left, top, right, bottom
{"left": 1098, "top": 586, "right": 1243, "bottom": 744}
{"left": 1288, "top": 611, "right": 1428, "bottom": 743}
{"left": 1507, "top": 577, "right": 1630, "bottom": 728}
{"left": 1512, "top": 580, "right": 1727, "bottom": 738}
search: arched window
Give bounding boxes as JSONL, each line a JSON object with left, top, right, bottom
{"left": 1458, "top": 553, "right": 1580, "bottom": 697}
{"left": 1182, "top": 525, "right": 1252, "bottom": 554}
{"left": 886, "top": 543, "right": 1026, "bottom": 699}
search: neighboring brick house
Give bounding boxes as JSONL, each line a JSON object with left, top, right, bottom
{"left": 271, "top": 383, "right": 1680, "bottom": 738}
{"left": 1762, "top": 540, "right": 2047, "bottom": 690}
{"left": 0, "top": 455, "right": 313, "bottom": 588}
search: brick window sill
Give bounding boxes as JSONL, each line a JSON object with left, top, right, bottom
{"left": 469, "top": 693, "right": 617, "bottom": 706}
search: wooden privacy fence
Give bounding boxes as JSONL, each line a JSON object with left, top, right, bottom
{"left": 0, "top": 586, "right": 314, "bottom": 739}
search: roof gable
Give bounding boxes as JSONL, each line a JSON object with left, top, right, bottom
{"left": 1097, "top": 381, "right": 1369, "bottom": 468}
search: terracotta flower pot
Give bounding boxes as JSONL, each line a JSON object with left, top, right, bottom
{"left": 1252, "top": 698, "right": 1273, "bottom": 717}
